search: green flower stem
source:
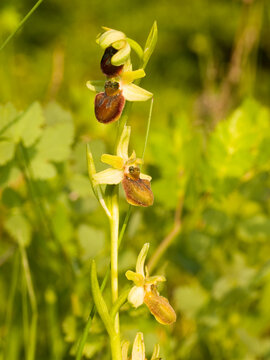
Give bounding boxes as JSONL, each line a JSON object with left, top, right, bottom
{"left": 110, "top": 185, "right": 120, "bottom": 334}
{"left": 20, "top": 245, "right": 38, "bottom": 360}
{"left": 76, "top": 206, "right": 131, "bottom": 360}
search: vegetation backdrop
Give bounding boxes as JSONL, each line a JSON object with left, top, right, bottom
{"left": 1, "top": 0, "right": 270, "bottom": 359}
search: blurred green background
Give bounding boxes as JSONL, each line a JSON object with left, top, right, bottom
{"left": 1, "top": 0, "right": 270, "bottom": 359}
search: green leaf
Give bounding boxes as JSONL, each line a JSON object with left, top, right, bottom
{"left": 15, "top": 102, "right": 45, "bottom": 147}
{"left": 4, "top": 212, "right": 32, "bottom": 246}
{"left": 35, "top": 121, "right": 74, "bottom": 162}
{"left": 91, "top": 260, "right": 115, "bottom": 338}
{"left": 30, "top": 159, "right": 57, "bottom": 179}
{"left": 0, "top": 103, "right": 21, "bottom": 138}
{"left": 143, "top": 21, "right": 158, "bottom": 68}
{"left": 0, "top": 140, "right": 15, "bottom": 165}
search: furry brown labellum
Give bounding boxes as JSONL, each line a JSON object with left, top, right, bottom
{"left": 122, "top": 166, "right": 154, "bottom": 207}
{"left": 95, "top": 81, "right": 125, "bottom": 124}
{"left": 101, "top": 46, "right": 124, "bottom": 77}
{"left": 144, "top": 288, "right": 176, "bottom": 325}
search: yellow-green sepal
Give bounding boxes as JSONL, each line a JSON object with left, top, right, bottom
{"left": 86, "top": 80, "right": 104, "bottom": 93}
{"left": 101, "top": 154, "right": 124, "bottom": 169}
{"left": 111, "top": 42, "right": 131, "bottom": 66}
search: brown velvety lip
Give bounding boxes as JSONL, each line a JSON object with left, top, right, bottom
{"left": 122, "top": 175, "right": 154, "bottom": 207}
{"left": 95, "top": 91, "right": 125, "bottom": 124}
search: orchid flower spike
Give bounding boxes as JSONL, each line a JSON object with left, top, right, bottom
{"left": 93, "top": 126, "right": 154, "bottom": 207}
{"left": 86, "top": 27, "right": 153, "bottom": 124}
{"left": 126, "top": 243, "right": 176, "bottom": 325}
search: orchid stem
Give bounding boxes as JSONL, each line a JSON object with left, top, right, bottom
{"left": 110, "top": 185, "right": 120, "bottom": 335}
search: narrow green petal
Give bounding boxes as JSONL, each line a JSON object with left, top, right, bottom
{"left": 136, "top": 243, "right": 150, "bottom": 276}
{"left": 132, "top": 333, "right": 145, "bottom": 360}
{"left": 93, "top": 168, "right": 123, "bottom": 185}
{"left": 140, "top": 173, "right": 152, "bottom": 181}
{"left": 111, "top": 42, "right": 131, "bottom": 66}
{"left": 145, "top": 275, "right": 166, "bottom": 285}
{"left": 123, "top": 83, "right": 153, "bottom": 102}
{"left": 121, "top": 69, "right": 145, "bottom": 84}
{"left": 126, "top": 38, "right": 144, "bottom": 59}
{"left": 143, "top": 21, "right": 158, "bottom": 68}
{"left": 125, "top": 271, "right": 144, "bottom": 286}
{"left": 117, "top": 125, "right": 131, "bottom": 159}
{"left": 86, "top": 80, "right": 104, "bottom": 93}
{"left": 97, "top": 29, "right": 126, "bottom": 48}
{"left": 101, "top": 154, "right": 124, "bottom": 169}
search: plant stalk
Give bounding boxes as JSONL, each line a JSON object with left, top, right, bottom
{"left": 110, "top": 186, "right": 120, "bottom": 335}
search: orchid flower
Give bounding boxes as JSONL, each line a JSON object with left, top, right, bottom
{"left": 92, "top": 126, "right": 154, "bottom": 207}
{"left": 126, "top": 244, "right": 176, "bottom": 325}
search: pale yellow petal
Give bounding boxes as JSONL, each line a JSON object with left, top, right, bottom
{"left": 101, "top": 154, "right": 124, "bottom": 169}
{"left": 123, "top": 83, "right": 153, "bottom": 102}
{"left": 93, "top": 168, "right": 123, "bottom": 185}
{"left": 132, "top": 333, "right": 145, "bottom": 360}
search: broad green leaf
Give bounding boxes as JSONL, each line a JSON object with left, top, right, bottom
{"left": 30, "top": 159, "right": 56, "bottom": 179}
{"left": 44, "top": 102, "right": 73, "bottom": 125}
{"left": 143, "top": 21, "right": 158, "bottom": 68}
{"left": 34, "top": 121, "right": 74, "bottom": 162}
{"left": 0, "top": 103, "right": 21, "bottom": 138}
{"left": 14, "top": 102, "right": 45, "bottom": 147}
{"left": 4, "top": 212, "right": 32, "bottom": 246}
{"left": 0, "top": 140, "right": 15, "bottom": 165}
{"left": 208, "top": 99, "right": 270, "bottom": 179}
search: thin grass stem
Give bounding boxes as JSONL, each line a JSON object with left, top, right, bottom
{"left": 0, "top": 0, "right": 45, "bottom": 52}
